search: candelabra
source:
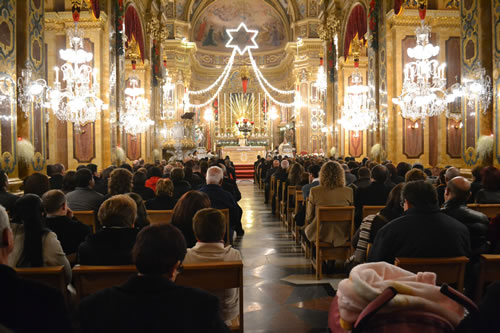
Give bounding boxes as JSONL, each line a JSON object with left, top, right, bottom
{"left": 17, "top": 61, "right": 48, "bottom": 118}
{"left": 236, "top": 118, "right": 254, "bottom": 145}
{"left": 48, "top": 24, "right": 103, "bottom": 129}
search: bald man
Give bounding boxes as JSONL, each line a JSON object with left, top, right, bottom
{"left": 442, "top": 176, "right": 489, "bottom": 255}
{"left": 437, "top": 167, "right": 461, "bottom": 206}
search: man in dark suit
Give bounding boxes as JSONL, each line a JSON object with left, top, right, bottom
{"left": 200, "top": 166, "right": 243, "bottom": 239}
{"left": 0, "top": 206, "right": 72, "bottom": 333}
{"left": 355, "top": 164, "right": 393, "bottom": 228}
{"left": 0, "top": 170, "right": 18, "bottom": 216}
{"left": 368, "top": 180, "right": 470, "bottom": 264}
{"left": 264, "top": 159, "right": 279, "bottom": 204}
{"left": 49, "top": 163, "right": 65, "bottom": 190}
{"left": 79, "top": 223, "right": 229, "bottom": 333}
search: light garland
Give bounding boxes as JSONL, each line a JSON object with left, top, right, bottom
{"left": 248, "top": 52, "right": 294, "bottom": 95}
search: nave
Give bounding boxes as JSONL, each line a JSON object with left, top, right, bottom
{"left": 236, "top": 181, "right": 341, "bottom": 333}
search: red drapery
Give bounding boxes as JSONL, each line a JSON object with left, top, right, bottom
{"left": 394, "top": 0, "right": 404, "bottom": 15}
{"left": 125, "top": 6, "right": 145, "bottom": 62}
{"left": 89, "top": 0, "right": 100, "bottom": 19}
{"left": 343, "top": 4, "right": 367, "bottom": 60}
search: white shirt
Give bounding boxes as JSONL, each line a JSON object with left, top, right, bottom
{"left": 184, "top": 242, "right": 242, "bottom": 322}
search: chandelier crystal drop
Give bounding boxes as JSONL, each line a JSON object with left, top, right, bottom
{"left": 392, "top": 19, "right": 450, "bottom": 121}
{"left": 17, "top": 61, "right": 48, "bottom": 118}
{"left": 121, "top": 71, "right": 154, "bottom": 136}
{"left": 48, "top": 24, "right": 103, "bottom": 129}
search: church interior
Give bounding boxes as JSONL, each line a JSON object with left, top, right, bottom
{"left": 1, "top": 0, "right": 500, "bottom": 332}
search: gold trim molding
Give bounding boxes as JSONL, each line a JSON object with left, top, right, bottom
{"left": 387, "top": 9, "right": 460, "bottom": 29}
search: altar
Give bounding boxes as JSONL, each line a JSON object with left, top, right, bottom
{"left": 221, "top": 146, "right": 266, "bottom": 165}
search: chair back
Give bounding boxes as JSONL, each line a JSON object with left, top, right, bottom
{"left": 15, "top": 266, "right": 67, "bottom": 302}
{"left": 315, "top": 206, "right": 355, "bottom": 245}
{"left": 470, "top": 204, "right": 500, "bottom": 219}
{"left": 287, "top": 186, "right": 296, "bottom": 206}
{"left": 394, "top": 257, "right": 469, "bottom": 292}
{"left": 475, "top": 254, "right": 500, "bottom": 302}
{"left": 295, "top": 191, "right": 304, "bottom": 214}
{"left": 362, "top": 205, "right": 385, "bottom": 219}
{"left": 220, "top": 208, "right": 230, "bottom": 246}
{"left": 72, "top": 265, "right": 137, "bottom": 301}
{"left": 73, "top": 211, "right": 96, "bottom": 233}
{"left": 147, "top": 210, "right": 173, "bottom": 225}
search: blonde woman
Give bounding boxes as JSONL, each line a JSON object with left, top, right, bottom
{"left": 304, "top": 161, "right": 353, "bottom": 246}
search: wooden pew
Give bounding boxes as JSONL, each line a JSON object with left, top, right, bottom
{"left": 286, "top": 186, "right": 297, "bottom": 233}
{"left": 220, "top": 208, "right": 231, "bottom": 246}
{"left": 275, "top": 179, "right": 281, "bottom": 217}
{"left": 269, "top": 175, "right": 276, "bottom": 205}
{"left": 73, "top": 210, "right": 97, "bottom": 233}
{"left": 279, "top": 184, "right": 287, "bottom": 226}
{"left": 15, "top": 266, "right": 67, "bottom": 302}
{"left": 312, "top": 206, "right": 355, "bottom": 280}
{"left": 72, "top": 261, "right": 244, "bottom": 332}
{"left": 475, "top": 254, "right": 500, "bottom": 302}
{"left": 362, "top": 205, "right": 385, "bottom": 219}
{"left": 394, "top": 256, "right": 469, "bottom": 292}
{"left": 147, "top": 210, "right": 173, "bottom": 225}
{"left": 468, "top": 204, "right": 500, "bottom": 219}
{"left": 292, "top": 190, "right": 303, "bottom": 242}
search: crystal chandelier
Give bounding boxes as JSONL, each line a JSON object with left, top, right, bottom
{"left": 48, "top": 24, "right": 103, "bottom": 129}
{"left": 340, "top": 39, "right": 376, "bottom": 132}
{"left": 392, "top": 7, "right": 449, "bottom": 121}
{"left": 17, "top": 61, "right": 48, "bottom": 118}
{"left": 449, "top": 62, "right": 492, "bottom": 114}
{"left": 314, "top": 57, "right": 327, "bottom": 94}
{"left": 121, "top": 63, "right": 154, "bottom": 136}
{"left": 162, "top": 59, "right": 175, "bottom": 104}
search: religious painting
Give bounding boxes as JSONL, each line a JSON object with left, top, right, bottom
{"left": 193, "top": 0, "right": 286, "bottom": 53}
{"left": 176, "top": 0, "right": 186, "bottom": 18}
{"left": 297, "top": 0, "right": 306, "bottom": 18}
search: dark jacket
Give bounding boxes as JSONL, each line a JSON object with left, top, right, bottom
{"left": 0, "top": 189, "right": 19, "bottom": 215}
{"left": 222, "top": 178, "right": 241, "bottom": 202}
{"left": 265, "top": 166, "right": 278, "bottom": 184}
{"left": 66, "top": 187, "right": 104, "bottom": 212}
{"left": 199, "top": 184, "right": 241, "bottom": 228}
{"left": 49, "top": 174, "right": 64, "bottom": 190}
{"left": 132, "top": 185, "right": 155, "bottom": 201}
{"left": 368, "top": 207, "right": 471, "bottom": 264}
{"left": 189, "top": 173, "right": 205, "bottom": 190}
{"left": 0, "top": 264, "right": 72, "bottom": 333}
{"left": 355, "top": 181, "right": 392, "bottom": 226}
{"left": 79, "top": 274, "right": 229, "bottom": 333}
{"left": 436, "top": 185, "right": 446, "bottom": 207}
{"left": 173, "top": 180, "right": 192, "bottom": 201}
{"left": 145, "top": 196, "right": 176, "bottom": 211}
{"left": 469, "top": 180, "right": 482, "bottom": 203}
{"left": 45, "top": 215, "right": 91, "bottom": 255}
{"left": 353, "top": 177, "right": 371, "bottom": 189}
{"left": 441, "top": 198, "right": 490, "bottom": 255}
{"left": 476, "top": 189, "right": 500, "bottom": 204}
{"left": 78, "top": 228, "right": 138, "bottom": 265}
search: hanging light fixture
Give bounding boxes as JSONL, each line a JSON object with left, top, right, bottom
{"left": 161, "top": 59, "right": 175, "bottom": 104}
{"left": 449, "top": 62, "right": 492, "bottom": 114}
{"left": 17, "top": 61, "right": 48, "bottom": 118}
{"left": 340, "top": 38, "right": 377, "bottom": 132}
{"left": 314, "top": 56, "right": 327, "bottom": 95}
{"left": 121, "top": 60, "right": 154, "bottom": 136}
{"left": 392, "top": 2, "right": 450, "bottom": 121}
{"left": 47, "top": 22, "right": 103, "bottom": 129}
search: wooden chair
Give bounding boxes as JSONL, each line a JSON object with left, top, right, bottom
{"left": 72, "top": 261, "right": 244, "bottom": 332}
{"left": 471, "top": 204, "right": 500, "bottom": 219}
{"left": 73, "top": 210, "right": 97, "bottom": 233}
{"left": 394, "top": 257, "right": 469, "bottom": 292}
{"left": 220, "top": 208, "right": 231, "bottom": 246}
{"left": 147, "top": 210, "right": 173, "bottom": 225}
{"left": 312, "top": 206, "right": 355, "bottom": 280}
{"left": 292, "top": 190, "right": 303, "bottom": 241}
{"left": 362, "top": 205, "right": 385, "bottom": 219}
{"left": 15, "top": 266, "right": 67, "bottom": 302}
{"left": 176, "top": 261, "right": 244, "bottom": 332}
{"left": 286, "top": 186, "right": 297, "bottom": 232}
{"left": 475, "top": 254, "right": 500, "bottom": 302}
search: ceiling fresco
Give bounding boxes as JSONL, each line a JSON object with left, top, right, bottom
{"left": 192, "top": 0, "right": 287, "bottom": 53}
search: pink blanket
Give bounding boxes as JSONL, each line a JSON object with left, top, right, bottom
{"left": 336, "top": 262, "right": 465, "bottom": 328}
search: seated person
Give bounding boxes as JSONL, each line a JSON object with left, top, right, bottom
{"left": 42, "top": 190, "right": 91, "bottom": 256}
{"left": 79, "top": 224, "right": 229, "bottom": 333}
{"left": 78, "top": 195, "right": 138, "bottom": 265}
{"left": 8, "top": 194, "right": 71, "bottom": 283}
{"left": 0, "top": 170, "right": 19, "bottom": 216}
{"left": 305, "top": 161, "right": 353, "bottom": 246}
{"left": 66, "top": 168, "right": 103, "bottom": 212}
{"left": 171, "top": 167, "right": 192, "bottom": 201}
{"left": 145, "top": 178, "right": 176, "bottom": 210}
{"left": 0, "top": 206, "right": 72, "bottom": 333}
{"left": 132, "top": 171, "right": 155, "bottom": 201}
{"left": 476, "top": 166, "right": 500, "bottom": 203}
{"left": 184, "top": 208, "right": 241, "bottom": 325}
{"left": 171, "top": 191, "right": 211, "bottom": 248}
{"left": 368, "top": 180, "right": 471, "bottom": 264}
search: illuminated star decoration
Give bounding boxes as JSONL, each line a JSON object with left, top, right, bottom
{"left": 225, "top": 22, "right": 259, "bottom": 55}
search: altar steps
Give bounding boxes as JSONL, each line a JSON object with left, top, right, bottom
{"left": 235, "top": 164, "right": 254, "bottom": 179}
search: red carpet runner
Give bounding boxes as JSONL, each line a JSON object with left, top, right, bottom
{"left": 235, "top": 164, "right": 254, "bottom": 179}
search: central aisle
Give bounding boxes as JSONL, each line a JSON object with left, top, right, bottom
{"left": 234, "top": 182, "right": 340, "bottom": 333}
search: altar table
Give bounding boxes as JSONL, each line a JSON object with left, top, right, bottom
{"left": 221, "top": 146, "right": 266, "bottom": 165}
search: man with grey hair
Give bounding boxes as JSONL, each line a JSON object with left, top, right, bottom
{"left": 200, "top": 167, "right": 243, "bottom": 241}
{"left": 0, "top": 206, "right": 72, "bottom": 332}
{"left": 437, "top": 167, "right": 461, "bottom": 206}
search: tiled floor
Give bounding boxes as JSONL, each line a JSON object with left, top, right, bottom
{"left": 234, "top": 181, "right": 344, "bottom": 333}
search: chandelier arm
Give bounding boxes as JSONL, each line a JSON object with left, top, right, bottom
{"left": 247, "top": 50, "right": 295, "bottom": 107}
{"left": 187, "top": 49, "right": 237, "bottom": 96}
